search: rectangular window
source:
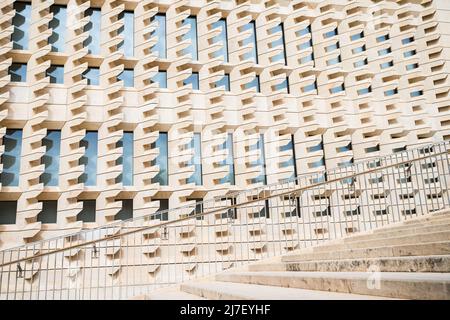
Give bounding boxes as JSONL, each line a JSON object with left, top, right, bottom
{"left": 270, "top": 23, "right": 287, "bottom": 65}
{"left": 402, "top": 36, "right": 414, "bottom": 45}
{"left": 376, "top": 34, "right": 389, "bottom": 42}
{"left": 251, "top": 134, "right": 267, "bottom": 185}
{"left": 350, "top": 31, "right": 364, "bottom": 41}
{"left": 12, "top": 1, "right": 31, "bottom": 50}
{"left": 336, "top": 142, "right": 352, "bottom": 153}
{"left": 77, "top": 200, "right": 96, "bottom": 222}
{"left": 326, "top": 56, "right": 341, "bottom": 66}
{"left": 118, "top": 69, "right": 134, "bottom": 87}
{"left": 365, "top": 144, "right": 380, "bottom": 153}
{"left": 41, "top": 130, "right": 61, "bottom": 186}
{"left": 186, "top": 198, "right": 204, "bottom": 220}
{"left": 182, "top": 16, "right": 198, "bottom": 60}
{"left": 187, "top": 133, "right": 203, "bottom": 185}
{"left": 212, "top": 18, "right": 228, "bottom": 62}
{"left": 353, "top": 58, "right": 368, "bottom": 67}
{"left": 378, "top": 48, "right": 391, "bottom": 56}
{"left": 9, "top": 63, "right": 27, "bottom": 82}
{"left": 303, "top": 81, "right": 317, "bottom": 93}
{"left": 352, "top": 45, "right": 366, "bottom": 54}
{"left": 221, "top": 197, "right": 237, "bottom": 219}
{"left": 151, "top": 13, "right": 166, "bottom": 59}
{"left": 184, "top": 72, "right": 199, "bottom": 90}
{"left": 307, "top": 141, "right": 323, "bottom": 153}
{"left": 330, "top": 83, "right": 345, "bottom": 94}
{"left": 219, "top": 133, "right": 235, "bottom": 185}
{"left": 215, "top": 74, "right": 230, "bottom": 91}
{"left": 49, "top": 5, "right": 67, "bottom": 52}
{"left": 117, "top": 132, "right": 133, "bottom": 186}
{"left": 151, "top": 71, "right": 167, "bottom": 88}
{"left": 323, "top": 28, "right": 338, "bottom": 39}
{"left": 82, "top": 67, "right": 99, "bottom": 85}
{"left": 84, "top": 8, "right": 101, "bottom": 55}
{"left": 275, "top": 77, "right": 289, "bottom": 93}
{"left": 380, "top": 61, "right": 394, "bottom": 69}
{"left": 357, "top": 86, "right": 371, "bottom": 95}
{"left": 0, "top": 201, "right": 17, "bottom": 225}
{"left": 244, "top": 75, "right": 260, "bottom": 92}
{"left": 243, "top": 21, "right": 258, "bottom": 63}
{"left": 406, "top": 63, "right": 419, "bottom": 71}
{"left": 1, "top": 129, "right": 22, "bottom": 187}
{"left": 79, "top": 131, "right": 98, "bottom": 186}
{"left": 404, "top": 50, "right": 416, "bottom": 58}
{"left": 253, "top": 199, "right": 270, "bottom": 218}
{"left": 410, "top": 90, "right": 423, "bottom": 97}
{"left": 299, "top": 53, "right": 314, "bottom": 64}
{"left": 118, "top": 11, "right": 134, "bottom": 57}
{"left": 384, "top": 88, "right": 398, "bottom": 96}
{"left": 325, "top": 42, "right": 339, "bottom": 52}
{"left": 297, "top": 25, "right": 311, "bottom": 37}
{"left": 115, "top": 199, "right": 133, "bottom": 221}
{"left": 279, "top": 135, "right": 298, "bottom": 180}
{"left": 151, "top": 132, "right": 168, "bottom": 185}
{"left": 299, "top": 39, "right": 313, "bottom": 50}
{"left": 152, "top": 199, "right": 168, "bottom": 221}
{"left": 47, "top": 65, "right": 64, "bottom": 84}
{"left": 37, "top": 200, "right": 57, "bottom": 224}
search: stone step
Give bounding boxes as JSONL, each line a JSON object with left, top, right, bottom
{"left": 346, "top": 223, "right": 450, "bottom": 241}
{"left": 215, "top": 271, "right": 450, "bottom": 300}
{"left": 180, "top": 281, "right": 395, "bottom": 300}
{"left": 249, "top": 255, "right": 450, "bottom": 273}
{"left": 370, "top": 216, "right": 450, "bottom": 234}
{"left": 143, "top": 287, "right": 207, "bottom": 300}
{"left": 313, "top": 231, "right": 450, "bottom": 252}
{"left": 282, "top": 241, "right": 450, "bottom": 262}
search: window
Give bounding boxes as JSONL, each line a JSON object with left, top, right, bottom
{"left": 118, "top": 11, "right": 134, "bottom": 57}
{"left": 151, "top": 132, "right": 168, "bottom": 186}
{"left": 297, "top": 25, "right": 311, "bottom": 37}
{"left": 299, "top": 39, "right": 313, "bottom": 50}
{"left": 299, "top": 53, "right": 314, "bottom": 64}
{"left": 151, "top": 13, "right": 166, "bottom": 59}
{"left": 1, "top": 129, "right": 22, "bottom": 187}
{"left": 82, "top": 67, "right": 99, "bottom": 85}
{"left": 118, "top": 69, "right": 134, "bottom": 87}
{"left": 115, "top": 199, "right": 133, "bottom": 221}
{"left": 79, "top": 131, "right": 98, "bottom": 186}
{"left": 0, "top": 201, "right": 17, "bottom": 225}
{"left": 253, "top": 199, "right": 270, "bottom": 218}
{"left": 336, "top": 143, "right": 352, "bottom": 152}
{"left": 326, "top": 56, "right": 341, "bottom": 66}
{"left": 303, "top": 81, "right": 317, "bottom": 93}
{"left": 410, "top": 90, "right": 423, "bottom": 97}
{"left": 406, "top": 63, "right": 419, "bottom": 71}
{"left": 353, "top": 58, "right": 368, "bottom": 67}
{"left": 402, "top": 36, "right": 414, "bottom": 45}
{"left": 380, "top": 61, "right": 394, "bottom": 69}
{"left": 186, "top": 198, "right": 204, "bottom": 220}
{"left": 275, "top": 77, "right": 289, "bottom": 93}
{"left": 77, "top": 200, "right": 96, "bottom": 222}
{"left": 47, "top": 65, "right": 64, "bottom": 84}
{"left": 184, "top": 72, "right": 199, "bottom": 90}
{"left": 325, "top": 42, "right": 339, "bottom": 52}
{"left": 350, "top": 31, "right": 364, "bottom": 41}
{"left": 307, "top": 141, "right": 323, "bottom": 153}
{"left": 378, "top": 48, "right": 391, "bottom": 56}
{"left": 37, "top": 201, "right": 58, "bottom": 224}
{"left": 84, "top": 8, "right": 101, "bottom": 55}
{"left": 9, "top": 63, "right": 27, "bottom": 82}
{"left": 330, "top": 83, "right": 345, "bottom": 94}
{"left": 279, "top": 135, "right": 298, "bottom": 180}
{"left": 151, "top": 71, "right": 167, "bottom": 88}
{"left": 187, "top": 133, "right": 203, "bottom": 185}
{"left": 250, "top": 134, "right": 267, "bottom": 185}
{"left": 357, "top": 86, "right": 371, "bottom": 95}
{"left": 219, "top": 133, "right": 235, "bottom": 185}
{"left": 182, "top": 16, "right": 198, "bottom": 60}
{"left": 384, "top": 88, "right": 398, "bottom": 96}
{"left": 212, "top": 19, "right": 228, "bottom": 62}
{"left": 215, "top": 74, "right": 230, "bottom": 91}
{"left": 365, "top": 144, "right": 380, "bottom": 153}
{"left": 49, "top": 5, "right": 67, "bottom": 52}
{"left": 152, "top": 199, "right": 168, "bottom": 221}
{"left": 116, "top": 132, "right": 133, "bottom": 186}
{"left": 323, "top": 28, "right": 338, "bottom": 39}
{"left": 404, "top": 50, "right": 416, "bottom": 58}
{"left": 270, "top": 23, "right": 287, "bottom": 65}
{"left": 41, "top": 130, "right": 61, "bottom": 186}
{"left": 12, "top": 1, "right": 31, "bottom": 50}
{"left": 376, "top": 34, "right": 389, "bottom": 42}
{"left": 243, "top": 21, "right": 258, "bottom": 63}
{"left": 245, "top": 75, "right": 260, "bottom": 92}
{"left": 352, "top": 45, "right": 366, "bottom": 54}
{"left": 221, "top": 197, "right": 237, "bottom": 219}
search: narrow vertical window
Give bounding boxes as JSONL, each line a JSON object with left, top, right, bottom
{"left": 221, "top": 133, "right": 235, "bottom": 185}
{"left": 251, "top": 134, "right": 267, "bottom": 184}
{"left": 84, "top": 8, "right": 101, "bottom": 55}
{"left": 115, "top": 199, "right": 133, "bottom": 220}
{"left": 117, "top": 132, "right": 133, "bottom": 186}
{"left": 215, "top": 74, "right": 230, "bottom": 91}
{"left": 0, "top": 201, "right": 17, "bottom": 224}
{"left": 37, "top": 200, "right": 58, "bottom": 224}
{"left": 9, "top": 63, "right": 27, "bottom": 82}
{"left": 187, "top": 133, "right": 203, "bottom": 185}
{"left": 41, "top": 130, "right": 61, "bottom": 186}
{"left": 243, "top": 21, "right": 258, "bottom": 63}
{"left": 12, "top": 1, "right": 31, "bottom": 50}
{"left": 212, "top": 18, "right": 228, "bottom": 62}
{"left": 49, "top": 5, "right": 67, "bottom": 52}
{"left": 151, "top": 13, "right": 166, "bottom": 59}
{"left": 1, "top": 129, "right": 22, "bottom": 187}
{"left": 151, "top": 71, "right": 167, "bottom": 88}
{"left": 77, "top": 200, "right": 96, "bottom": 222}
{"left": 118, "top": 11, "right": 134, "bottom": 57}
{"left": 47, "top": 65, "right": 64, "bottom": 84}
{"left": 152, "top": 199, "right": 169, "bottom": 221}
{"left": 187, "top": 198, "right": 204, "bottom": 220}
{"left": 79, "top": 131, "right": 98, "bottom": 186}
{"left": 245, "top": 75, "right": 260, "bottom": 92}
{"left": 152, "top": 132, "right": 168, "bottom": 185}
{"left": 271, "top": 22, "right": 287, "bottom": 65}
{"left": 182, "top": 16, "right": 198, "bottom": 60}
{"left": 183, "top": 72, "right": 199, "bottom": 90}
{"left": 280, "top": 135, "right": 298, "bottom": 181}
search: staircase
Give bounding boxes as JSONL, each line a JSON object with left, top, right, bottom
{"left": 144, "top": 208, "right": 450, "bottom": 300}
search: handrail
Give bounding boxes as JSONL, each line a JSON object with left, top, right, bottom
{"left": 0, "top": 145, "right": 447, "bottom": 268}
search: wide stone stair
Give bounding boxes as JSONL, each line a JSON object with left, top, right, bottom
{"left": 141, "top": 209, "right": 450, "bottom": 300}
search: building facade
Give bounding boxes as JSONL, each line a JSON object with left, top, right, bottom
{"left": 0, "top": 0, "right": 449, "bottom": 250}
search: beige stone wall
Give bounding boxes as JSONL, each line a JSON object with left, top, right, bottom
{"left": 0, "top": 0, "right": 449, "bottom": 251}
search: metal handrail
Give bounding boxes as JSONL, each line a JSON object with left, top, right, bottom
{"left": 0, "top": 142, "right": 448, "bottom": 268}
